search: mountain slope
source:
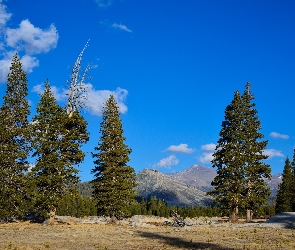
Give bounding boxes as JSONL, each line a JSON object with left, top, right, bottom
{"left": 169, "top": 164, "right": 217, "bottom": 191}
{"left": 135, "top": 168, "right": 211, "bottom": 207}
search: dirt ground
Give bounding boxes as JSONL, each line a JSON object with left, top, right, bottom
{"left": 0, "top": 220, "right": 295, "bottom": 250}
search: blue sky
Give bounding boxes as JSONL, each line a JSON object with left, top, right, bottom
{"left": 0, "top": 0, "right": 294, "bottom": 181}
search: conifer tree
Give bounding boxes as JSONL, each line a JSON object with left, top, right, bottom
{"left": 290, "top": 149, "right": 295, "bottom": 211}
{"left": 208, "top": 83, "right": 270, "bottom": 222}
{"left": 208, "top": 91, "right": 245, "bottom": 222}
{"left": 241, "top": 82, "right": 271, "bottom": 222}
{"left": 91, "top": 95, "right": 137, "bottom": 218}
{"left": 30, "top": 80, "right": 88, "bottom": 223}
{"left": 0, "top": 54, "right": 30, "bottom": 221}
{"left": 275, "top": 157, "right": 293, "bottom": 213}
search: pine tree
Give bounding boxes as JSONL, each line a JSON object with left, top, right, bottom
{"left": 30, "top": 80, "right": 88, "bottom": 223}
{"left": 290, "top": 149, "right": 295, "bottom": 211}
{"left": 207, "top": 91, "right": 246, "bottom": 222}
{"left": 275, "top": 157, "right": 293, "bottom": 213}
{"left": 91, "top": 95, "right": 137, "bottom": 219}
{"left": 208, "top": 83, "right": 271, "bottom": 222}
{"left": 0, "top": 54, "right": 30, "bottom": 221}
{"left": 241, "top": 82, "right": 271, "bottom": 222}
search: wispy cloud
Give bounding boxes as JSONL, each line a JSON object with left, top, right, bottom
{"left": 0, "top": 1, "right": 59, "bottom": 83}
{"left": 112, "top": 23, "right": 132, "bottom": 33}
{"left": 263, "top": 149, "right": 284, "bottom": 158}
{"left": 32, "top": 83, "right": 128, "bottom": 116}
{"left": 153, "top": 155, "right": 179, "bottom": 169}
{"left": 270, "top": 132, "right": 289, "bottom": 140}
{"left": 166, "top": 143, "right": 194, "bottom": 154}
{"left": 199, "top": 143, "right": 216, "bottom": 164}
{"left": 0, "top": 1, "right": 11, "bottom": 28}
{"left": 95, "top": 0, "right": 113, "bottom": 7}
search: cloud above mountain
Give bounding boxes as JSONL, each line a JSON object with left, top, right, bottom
{"left": 199, "top": 143, "right": 216, "bottom": 164}
{"left": 166, "top": 143, "right": 194, "bottom": 154}
{"left": 153, "top": 155, "right": 179, "bottom": 169}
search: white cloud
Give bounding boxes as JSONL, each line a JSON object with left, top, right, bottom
{"left": 112, "top": 23, "right": 132, "bottom": 33}
{"left": 201, "top": 143, "right": 216, "bottom": 151}
{"left": 19, "top": 54, "right": 39, "bottom": 72}
{"left": 153, "top": 155, "right": 179, "bottom": 169}
{"left": 95, "top": 0, "right": 113, "bottom": 7}
{"left": 32, "top": 84, "right": 43, "bottom": 95}
{"left": 83, "top": 84, "right": 128, "bottom": 115}
{"left": 199, "top": 152, "right": 214, "bottom": 164}
{"left": 0, "top": 55, "right": 12, "bottom": 82}
{"left": 6, "top": 19, "right": 58, "bottom": 55}
{"left": 0, "top": 0, "right": 11, "bottom": 28}
{"left": 32, "top": 83, "right": 67, "bottom": 101}
{"left": 0, "top": 52, "right": 39, "bottom": 82}
{"left": 0, "top": 1, "right": 59, "bottom": 83}
{"left": 270, "top": 132, "right": 289, "bottom": 140}
{"left": 263, "top": 149, "right": 284, "bottom": 158}
{"left": 198, "top": 143, "right": 216, "bottom": 164}
{"left": 166, "top": 143, "right": 194, "bottom": 154}
{"left": 32, "top": 83, "right": 128, "bottom": 116}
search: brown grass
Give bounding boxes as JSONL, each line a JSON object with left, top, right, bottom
{"left": 0, "top": 221, "right": 295, "bottom": 250}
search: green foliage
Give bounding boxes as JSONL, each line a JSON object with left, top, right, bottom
{"left": 29, "top": 80, "right": 89, "bottom": 218}
{"left": 275, "top": 157, "right": 294, "bottom": 213}
{"left": 291, "top": 149, "right": 295, "bottom": 211}
{"left": 77, "top": 181, "right": 94, "bottom": 197}
{"left": 91, "top": 95, "right": 137, "bottom": 218}
{"left": 208, "top": 90, "right": 245, "bottom": 219}
{"left": 56, "top": 192, "right": 97, "bottom": 217}
{"left": 241, "top": 83, "right": 271, "bottom": 219}
{"left": 0, "top": 54, "right": 30, "bottom": 221}
{"left": 208, "top": 83, "right": 271, "bottom": 221}
{"left": 132, "top": 196, "right": 222, "bottom": 218}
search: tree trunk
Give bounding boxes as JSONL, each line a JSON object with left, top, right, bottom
{"left": 49, "top": 208, "right": 56, "bottom": 225}
{"left": 246, "top": 209, "right": 253, "bottom": 222}
{"left": 229, "top": 206, "right": 238, "bottom": 222}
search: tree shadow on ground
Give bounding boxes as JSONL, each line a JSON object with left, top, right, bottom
{"left": 137, "top": 231, "right": 236, "bottom": 250}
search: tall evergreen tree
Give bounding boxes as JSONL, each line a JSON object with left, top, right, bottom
{"left": 208, "top": 91, "right": 245, "bottom": 222}
{"left": 275, "top": 157, "right": 293, "bottom": 213}
{"left": 30, "top": 80, "right": 88, "bottom": 223}
{"left": 0, "top": 54, "right": 30, "bottom": 221}
{"left": 290, "top": 149, "right": 295, "bottom": 211}
{"left": 91, "top": 95, "right": 137, "bottom": 219}
{"left": 241, "top": 82, "right": 271, "bottom": 222}
{"left": 208, "top": 83, "right": 270, "bottom": 222}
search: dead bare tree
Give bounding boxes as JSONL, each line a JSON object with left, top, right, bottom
{"left": 66, "top": 40, "right": 93, "bottom": 117}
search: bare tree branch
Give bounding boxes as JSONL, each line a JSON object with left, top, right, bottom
{"left": 66, "top": 40, "right": 93, "bottom": 117}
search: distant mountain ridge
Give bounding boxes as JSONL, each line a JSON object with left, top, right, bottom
{"left": 168, "top": 164, "right": 217, "bottom": 192}
{"left": 134, "top": 168, "right": 211, "bottom": 207}
{"left": 77, "top": 164, "right": 282, "bottom": 206}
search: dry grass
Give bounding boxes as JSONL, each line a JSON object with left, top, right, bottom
{"left": 0, "top": 220, "right": 295, "bottom": 250}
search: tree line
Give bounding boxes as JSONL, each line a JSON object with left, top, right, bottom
{"left": 56, "top": 192, "right": 275, "bottom": 219}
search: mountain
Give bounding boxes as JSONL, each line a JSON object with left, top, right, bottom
{"left": 169, "top": 164, "right": 217, "bottom": 192}
{"left": 134, "top": 168, "right": 211, "bottom": 207}
{"left": 169, "top": 164, "right": 282, "bottom": 196}
{"left": 265, "top": 173, "right": 282, "bottom": 197}
{"left": 77, "top": 164, "right": 282, "bottom": 206}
